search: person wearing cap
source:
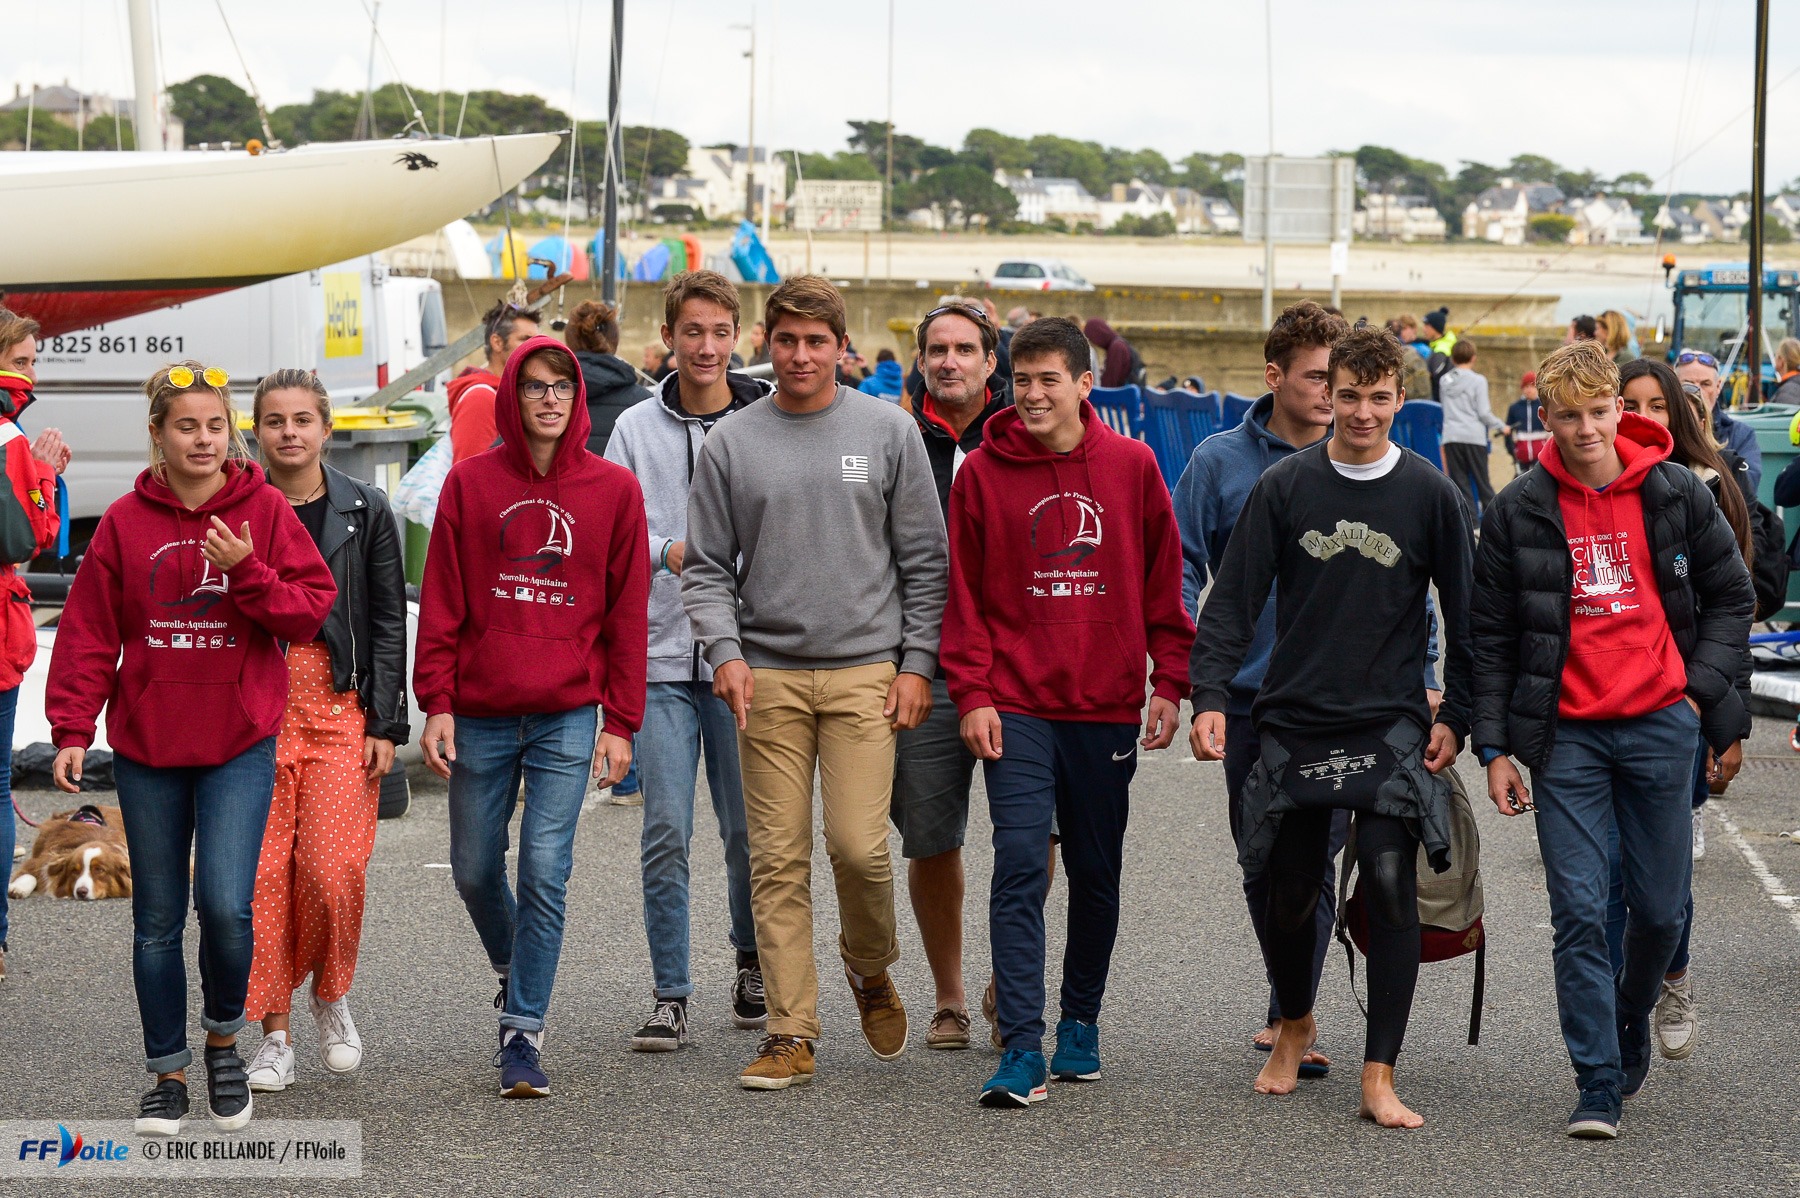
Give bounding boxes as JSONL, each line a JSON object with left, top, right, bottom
{"left": 1422, "top": 308, "right": 1457, "bottom": 357}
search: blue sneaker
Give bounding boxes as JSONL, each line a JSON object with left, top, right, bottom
{"left": 495, "top": 1031, "right": 548, "bottom": 1098}
{"left": 1619, "top": 1008, "right": 1652, "bottom": 1099}
{"left": 1050, "top": 1017, "right": 1101, "bottom": 1082}
{"left": 1566, "top": 1082, "right": 1622, "bottom": 1139}
{"left": 979, "top": 1049, "right": 1048, "bottom": 1108}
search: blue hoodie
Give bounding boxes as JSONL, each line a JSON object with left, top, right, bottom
{"left": 858, "top": 358, "right": 905, "bottom": 401}
{"left": 1172, "top": 393, "right": 1438, "bottom": 715}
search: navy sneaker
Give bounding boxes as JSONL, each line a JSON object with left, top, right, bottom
{"left": 495, "top": 1031, "right": 549, "bottom": 1098}
{"left": 1567, "top": 1082, "right": 1622, "bottom": 1139}
{"left": 1619, "top": 1009, "right": 1652, "bottom": 1099}
{"left": 1049, "top": 1017, "right": 1101, "bottom": 1082}
{"left": 979, "top": 1048, "right": 1048, "bottom": 1108}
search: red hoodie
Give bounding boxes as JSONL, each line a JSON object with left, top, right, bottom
{"left": 447, "top": 368, "right": 501, "bottom": 464}
{"left": 1539, "top": 411, "right": 1688, "bottom": 720}
{"left": 942, "top": 400, "right": 1193, "bottom": 723}
{"left": 48, "top": 460, "right": 336, "bottom": 766}
{"left": 0, "top": 372, "right": 60, "bottom": 690}
{"left": 414, "top": 336, "right": 649, "bottom": 732}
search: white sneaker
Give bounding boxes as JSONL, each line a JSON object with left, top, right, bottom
{"left": 310, "top": 990, "right": 363, "bottom": 1073}
{"left": 1692, "top": 808, "right": 1706, "bottom": 860}
{"left": 1654, "top": 973, "right": 1697, "bottom": 1060}
{"left": 246, "top": 1032, "right": 295, "bottom": 1092}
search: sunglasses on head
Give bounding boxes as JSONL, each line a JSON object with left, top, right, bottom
{"left": 920, "top": 302, "right": 993, "bottom": 330}
{"left": 166, "top": 365, "right": 229, "bottom": 390}
{"left": 1675, "top": 350, "right": 1718, "bottom": 370}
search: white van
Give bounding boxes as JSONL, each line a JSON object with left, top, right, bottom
{"left": 30, "top": 258, "right": 447, "bottom": 544}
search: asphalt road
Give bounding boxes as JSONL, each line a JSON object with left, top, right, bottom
{"left": 4, "top": 714, "right": 1799, "bottom": 1197}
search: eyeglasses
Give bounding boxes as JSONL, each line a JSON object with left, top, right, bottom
{"left": 166, "top": 365, "right": 229, "bottom": 390}
{"left": 520, "top": 379, "right": 577, "bottom": 402}
{"left": 1675, "top": 350, "right": 1718, "bottom": 370}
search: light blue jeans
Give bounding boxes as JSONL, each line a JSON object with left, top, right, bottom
{"left": 447, "top": 707, "right": 596, "bottom": 1034}
{"left": 638, "top": 681, "right": 756, "bottom": 999}
{"left": 0, "top": 684, "right": 16, "bottom": 950}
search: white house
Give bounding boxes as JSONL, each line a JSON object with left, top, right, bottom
{"left": 1184, "top": 193, "right": 1240, "bottom": 235}
{"left": 1567, "top": 195, "right": 1647, "bottom": 245}
{"left": 1654, "top": 202, "right": 1708, "bottom": 244}
{"left": 1097, "top": 179, "right": 1177, "bottom": 230}
{"left": 679, "top": 147, "right": 788, "bottom": 222}
{"left": 1690, "top": 199, "right": 1748, "bottom": 243}
{"left": 1771, "top": 194, "right": 1800, "bottom": 234}
{"left": 1354, "top": 194, "right": 1447, "bottom": 241}
{"left": 1461, "top": 178, "right": 1565, "bottom": 245}
{"left": 638, "top": 175, "right": 710, "bottom": 220}
{"left": 996, "top": 169, "right": 1101, "bottom": 227}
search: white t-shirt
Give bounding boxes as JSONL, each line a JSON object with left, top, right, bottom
{"left": 1329, "top": 443, "right": 1402, "bottom": 480}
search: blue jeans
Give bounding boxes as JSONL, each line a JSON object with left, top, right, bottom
{"left": 615, "top": 738, "right": 640, "bottom": 796}
{"left": 113, "top": 738, "right": 277, "bottom": 1073}
{"left": 0, "top": 685, "right": 17, "bottom": 949}
{"left": 1605, "top": 733, "right": 1706, "bottom": 976}
{"left": 447, "top": 707, "right": 596, "bottom": 1034}
{"left": 638, "top": 682, "right": 756, "bottom": 999}
{"left": 1532, "top": 701, "right": 1698, "bottom": 1090}
{"left": 985, "top": 714, "right": 1136, "bottom": 1055}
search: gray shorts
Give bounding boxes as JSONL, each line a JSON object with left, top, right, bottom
{"left": 892, "top": 678, "right": 977, "bottom": 859}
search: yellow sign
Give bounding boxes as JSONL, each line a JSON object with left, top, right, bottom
{"left": 323, "top": 273, "right": 364, "bottom": 359}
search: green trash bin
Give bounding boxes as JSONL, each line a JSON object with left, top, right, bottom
{"left": 1740, "top": 403, "right": 1800, "bottom": 619}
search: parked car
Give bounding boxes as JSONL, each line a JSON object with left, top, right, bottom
{"left": 987, "top": 258, "right": 1094, "bottom": 292}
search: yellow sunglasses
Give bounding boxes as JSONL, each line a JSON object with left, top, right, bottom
{"left": 166, "top": 364, "right": 230, "bottom": 389}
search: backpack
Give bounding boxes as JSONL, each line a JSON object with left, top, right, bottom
{"left": 1336, "top": 764, "right": 1487, "bottom": 1045}
{"left": 1124, "top": 342, "right": 1147, "bottom": 389}
{"left": 1749, "top": 498, "right": 1790, "bottom": 621}
{"left": 1425, "top": 352, "right": 1455, "bottom": 403}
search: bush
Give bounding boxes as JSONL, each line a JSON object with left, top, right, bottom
{"left": 1110, "top": 212, "right": 1178, "bottom": 237}
{"left": 1528, "top": 213, "right": 1575, "bottom": 243}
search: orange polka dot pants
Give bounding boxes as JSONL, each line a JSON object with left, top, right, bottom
{"left": 245, "top": 642, "right": 379, "bottom": 1019}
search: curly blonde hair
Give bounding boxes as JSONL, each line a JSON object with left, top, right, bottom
{"left": 1536, "top": 340, "right": 1620, "bottom": 411}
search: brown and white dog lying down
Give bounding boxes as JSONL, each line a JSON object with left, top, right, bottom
{"left": 8, "top": 804, "right": 132, "bottom": 900}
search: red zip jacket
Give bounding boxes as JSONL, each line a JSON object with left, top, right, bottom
{"left": 1539, "top": 411, "right": 1688, "bottom": 720}
{"left": 414, "top": 336, "right": 649, "bottom": 732}
{"left": 48, "top": 460, "right": 336, "bottom": 766}
{"left": 447, "top": 368, "right": 501, "bottom": 464}
{"left": 0, "top": 372, "right": 60, "bottom": 690}
{"left": 942, "top": 400, "right": 1194, "bottom": 722}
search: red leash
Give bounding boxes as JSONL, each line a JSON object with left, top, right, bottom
{"left": 11, "top": 793, "right": 38, "bottom": 828}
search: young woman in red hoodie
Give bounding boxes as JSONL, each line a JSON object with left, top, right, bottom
{"left": 47, "top": 363, "right": 335, "bottom": 1138}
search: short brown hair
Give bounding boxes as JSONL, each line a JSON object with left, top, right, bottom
{"left": 1265, "top": 301, "right": 1349, "bottom": 371}
{"left": 662, "top": 270, "right": 741, "bottom": 333}
{"left": 1450, "top": 338, "right": 1476, "bottom": 365}
{"left": 482, "top": 301, "right": 541, "bottom": 354}
{"left": 1009, "top": 316, "right": 1091, "bottom": 381}
{"left": 1327, "top": 325, "right": 1407, "bottom": 390}
{"left": 916, "top": 298, "right": 998, "bottom": 358}
{"left": 764, "top": 274, "right": 846, "bottom": 341}
{"left": 1537, "top": 340, "right": 1619, "bottom": 411}
{"left": 566, "top": 300, "right": 622, "bottom": 355}
{"left": 0, "top": 309, "right": 40, "bottom": 355}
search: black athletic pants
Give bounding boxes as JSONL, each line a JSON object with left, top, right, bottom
{"left": 1442, "top": 442, "right": 1495, "bottom": 526}
{"left": 1263, "top": 809, "right": 1421, "bottom": 1066}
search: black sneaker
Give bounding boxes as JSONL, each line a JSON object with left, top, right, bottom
{"left": 1619, "top": 1008, "right": 1652, "bottom": 1099}
{"left": 493, "top": 975, "right": 509, "bottom": 1013}
{"left": 630, "top": 998, "right": 689, "bottom": 1052}
{"left": 203, "top": 1044, "right": 254, "bottom": 1132}
{"left": 135, "top": 1077, "right": 189, "bottom": 1137}
{"left": 1567, "top": 1082, "right": 1622, "bottom": 1139}
{"left": 732, "top": 959, "right": 767, "bottom": 1030}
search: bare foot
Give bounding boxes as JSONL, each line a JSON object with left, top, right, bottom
{"left": 1252, "top": 1024, "right": 1276, "bottom": 1049}
{"left": 1358, "top": 1062, "right": 1424, "bottom": 1129}
{"left": 1253, "top": 1024, "right": 1331, "bottom": 1070}
{"left": 1254, "top": 1015, "right": 1316, "bottom": 1095}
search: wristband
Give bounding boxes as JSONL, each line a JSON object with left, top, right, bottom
{"left": 658, "top": 540, "right": 672, "bottom": 574}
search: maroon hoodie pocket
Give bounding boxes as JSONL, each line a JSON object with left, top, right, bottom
{"left": 462, "top": 628, "right": 592, "bottom": 708}
{"left": 113, "top": 678, "right": 260, "bottom": 764}
{"left": 997, "top": 619, "right": 1137, "bottom": 714}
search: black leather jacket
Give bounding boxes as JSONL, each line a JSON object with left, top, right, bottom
{"left": 313, "top": 464, "right": 410, "bottom": 744}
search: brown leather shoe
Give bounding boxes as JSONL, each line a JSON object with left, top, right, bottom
{"left": 926, "top": 1006, "right": 971, "bottom": 1050}
{"left": 982, "top": 975, "right": 1001, "bottom": 1051}
{"left": 847, "top": 970, "right": 908, "bottom": 1060}
{"left": 739, "top": 1035, "right": 815, "bottom": 1090}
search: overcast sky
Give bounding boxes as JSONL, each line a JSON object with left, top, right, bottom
{"left": 9, "top": 0, "right": 1798, "bottom": 193}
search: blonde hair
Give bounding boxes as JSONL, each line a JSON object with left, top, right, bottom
{"left": 1777, "top": 337, "right": 1800, "bottom": 374}
{"left": 251, "top": 368, "right": 332, "bottom": 424}
{"left": 145, "top": 361, "right": 250, "bottom": 478}
{"left": 1537, "top": 340, "right": 1620, "bottom": 411}
{"left": 1597, "top": 310, "right": 1630, "bottom": 357}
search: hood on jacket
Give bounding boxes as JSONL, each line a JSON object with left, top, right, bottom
{"left": 0, "top": 370, "right": 36, "bottom": 420}
{"left": 575, "top": 349, "right": 645, "bottom": 395}
{"left": 654, "top": 369, "right": 771, "bottom": 420}
{"left": 1539, "top": 410, "right": 1672, "bottom": 495}
{"left": 135, "top": 457, "right": 268, "bottom": 513}
{"left": 494, "top": 336, "right": 593, "bottom": 478}
{"left": 862, "top": 359, "right": 905, "bottom": 395}
{"left": 446, "top": 368, "right": 499, "bottom": 418}
{"left": 1083, "top": 319, "right": 1118, "bottom": 349}
{"left": 980, "top": 397, "right": 1104, "bottom": 465}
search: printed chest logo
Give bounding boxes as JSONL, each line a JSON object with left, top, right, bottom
{"left": 1029, "top": 491, "right": 1103, "bottom": 564}
{"left": 1570, "top": 530, "right": 1639, "bottom": 615}
{"left": 148, "top": 539, "right": 229, "bottom": 615}
{"left": 1300, "top": 520, "right": 1401, "bottom": 567}
{"left": 842, "top": 455, "right": 871, "bottom": 483}
{"left": 494, "top": 498, "right": 578, "bottom": 607}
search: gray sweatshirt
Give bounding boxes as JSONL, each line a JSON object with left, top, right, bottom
{"left": 603, "top": 372, "right": 771, "bottom": 683}
{"left": 1439, "top": 366, "right": 1503, "bottom": 446}
{"left": 682, "top": 385, "right": 948, "bottom": 676}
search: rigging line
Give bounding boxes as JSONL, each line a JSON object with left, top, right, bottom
{"left": 557, "top": 0, "right": 584, "bottom": 310}
{"left": 1645, "top": 0, "right": 1707, "bottom": 319}
{"left": 1653, "top": 59, "right": 1800, "bottom": 189}
{"left": 634, "top": 0, "right": 680, "bottom": 201}
{"left": 355, "top": 0, "right": 431, "bottom": 136}
{"left": 212, "top": 0, "right": 276, "bottom": 144}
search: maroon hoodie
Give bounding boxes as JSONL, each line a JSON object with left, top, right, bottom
{"left": 942, "top": 400, "right": 1193, "bottom": 723}
{"left": 48, "top": 460, "right": 336, "bottom": 767}
{"left": 414, "top": 336, "right": 650, "bottom": 732}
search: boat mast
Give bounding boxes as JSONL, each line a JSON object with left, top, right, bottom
{"left": 1747, "top": 0, "right": 1769, "bottom": 397}
{"left": 602, "top": 0, "right": 624, "bottom": 305}
{"left": 126, "top": 0, "right": 163, "bottom": 151}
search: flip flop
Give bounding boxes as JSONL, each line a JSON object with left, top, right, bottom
{"left": 1250, "top": 1034, "right": 1331, "bottom": 1078}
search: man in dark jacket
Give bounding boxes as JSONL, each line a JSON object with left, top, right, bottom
{"left": 892, "top": 299, "right": 1012, "bottom": 1052}
{"left": 1472, "top": 340, "right": 1754, "bottom": 1141}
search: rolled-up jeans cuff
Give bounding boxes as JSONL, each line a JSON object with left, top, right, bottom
{"left": 147, "top": 1047, "right": 193, "bottom": 1074}
{"left": 499, "top": 1013, "right": 545, "bottom": 1034}
{"left": 200, "top": 1012, "right": 247, "bottom": 1039}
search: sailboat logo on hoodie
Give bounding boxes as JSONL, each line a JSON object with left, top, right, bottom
{"left": 1570, "top": 530, "right": 1639, "bottom": 615}
{"left": 1029, "top": 492, "right": 1104, "bottom": 565}
{"left": 149, "top": 540, "right": 230, "bottom": 615}
{"left": 499, "top": 498, "right": 576, "bottom": 575}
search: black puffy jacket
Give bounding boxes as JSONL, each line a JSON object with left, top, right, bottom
{"left": 1471, "top": 452, "right": 1753, "bottom": 769}
{"left": 314, "top": 464, "right": 410, "bottom": 744}
{"left": 577, "top": 350, "right": 651, "bottom": 458}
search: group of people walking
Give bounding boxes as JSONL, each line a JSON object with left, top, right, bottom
{"left": 9, "top": 266, "right": 1757, "bottom": 1143}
